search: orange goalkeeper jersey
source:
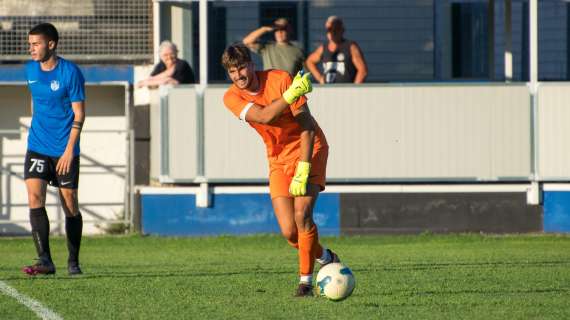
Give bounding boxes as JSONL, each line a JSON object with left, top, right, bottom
{"left": 223, "top": 69, "right": 328, "bottom": 164}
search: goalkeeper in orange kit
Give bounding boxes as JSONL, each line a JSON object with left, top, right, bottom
{"left": 221, "top": 43, "right": 340, "bottom": 297}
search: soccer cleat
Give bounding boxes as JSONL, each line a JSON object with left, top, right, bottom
{"left": 22, "top": 260, "right": 56, "bottom": 276}
{"left": 294, "top": 283, "right": 314, "bottom": 297}
{"left": 319, "top": 249, "right": 341, "bottom": 267}
{"left": 67, "top": 262, "right": 83, "bottom": 276}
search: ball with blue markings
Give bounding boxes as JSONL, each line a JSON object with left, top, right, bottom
{"left": 316, "top": 262, "right": 355, "bottom": 301}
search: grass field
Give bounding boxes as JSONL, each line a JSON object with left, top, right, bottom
{"left": 1, "top": 234, "right": 570, "bottom": 319}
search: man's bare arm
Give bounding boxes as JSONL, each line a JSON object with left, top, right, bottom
{"left": 350, "top": 42, "right": 368, "bottom": 84}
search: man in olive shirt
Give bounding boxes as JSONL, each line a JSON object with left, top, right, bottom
{"left": 243, "top": 18, "right": 304, "bottom": 75}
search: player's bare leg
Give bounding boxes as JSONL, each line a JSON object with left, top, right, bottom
{"left": 296, "top": 184, "right": 342, "bottom": 295}
{"left": 273, "top": 184, "right": 340, "bottom": 296}
{"left": 273, "top": 197, "right": 312, "bottom": 296}
{"left": 59, "top": 188, "right": 83, "bottom": 275}
{"left": 272, "top": 197, "right": 298, "bottom": 248}
{"left": 26, "top": 178, "right": 47, "bottom": 209}
{"left": 22, "top": 179, "right": 55, "bottom": 275}
{"left": 273, "top": 195, "right": 314, "bottom": 296}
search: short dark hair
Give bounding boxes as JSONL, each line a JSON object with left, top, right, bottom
{"left": 221, "top": 43, "right": 251, "bottom": 70}
{"left": 29, "top": 23, "right": 59, "bottom": 46}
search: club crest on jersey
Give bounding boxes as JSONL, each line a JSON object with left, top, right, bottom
{"left": 50, "top": 80, "right": 60, "bottom": 91}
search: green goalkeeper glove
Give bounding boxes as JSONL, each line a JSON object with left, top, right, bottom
{"left": 289, "top": 161, "right": 311, "bottom": 196}
{"left": 282, "top": 71, "right": 313, "bottom": 105}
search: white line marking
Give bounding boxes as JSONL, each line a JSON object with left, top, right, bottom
{"left": 0, "top": 280, "right": 63, "bottom": 320}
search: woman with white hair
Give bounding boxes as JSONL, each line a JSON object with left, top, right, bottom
{"left": 137, "top": 40, "right": 195, "bottom": 88}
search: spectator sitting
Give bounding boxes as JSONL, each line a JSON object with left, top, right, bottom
{"left": 306, "top": 16, "right": 368, "bottom": 84}
{"left": 242, "top": 17, "right": 304, "bottom": 75}
{"left": 137, "top": 40, "right": 195, "bottom": 88}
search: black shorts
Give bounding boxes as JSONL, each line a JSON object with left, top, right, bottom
{"left": 24, "top": 150, "right": 80, "bottom": 189}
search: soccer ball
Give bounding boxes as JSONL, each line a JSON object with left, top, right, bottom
{"left": 316, "top": 262, "right": 355, "bottom": 301}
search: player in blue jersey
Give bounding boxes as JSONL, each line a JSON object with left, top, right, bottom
{"left": 21, "top": 23, "right": 86, "bottom": 276}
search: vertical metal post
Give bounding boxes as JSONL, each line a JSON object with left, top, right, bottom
{"left": 199, "top": 0, "right": 208, "bottom": 87}
{"left": 129, "top": 128, "right": 135, "bottom": 226}
{"left": 196, "top": 0, "right": 207, "bottom": 179}
{"left": 159, "top": 86, "right": 170, "bottom": 180}
{"left": 195, "top": 0, "right": 210, "bottom": 207}
{"left": 124, "top": 84, "right": 131, "bottom": 225}
{"left": 196, "top": 91, "right": 204, "bottom": 180}
{"left": 488, "top": 0, "right": 495, "bottom": 80}
{"left": 504, "top": 0, "right": 512, "bottom": 81}
{"left": 153, "top": 0, "right": 161, "bottom": 65}
{"left": 530, "top": 0, "right": 538, "bottom": 85}
{"left": 527, "top": 0, "right": 540, "bottom": 205}
{"left": 127, "top": 84, "right": 135, "bottom": 227}
{"left": 433, "top": 0, "right": 438, "bottom": 80}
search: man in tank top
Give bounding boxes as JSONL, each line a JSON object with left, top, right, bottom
{"left": 306, "top": 16, "right": 368, "bottom": 84}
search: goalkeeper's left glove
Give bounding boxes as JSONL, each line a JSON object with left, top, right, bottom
{"left": 289, "top": 161, "right": 311, "bottom": 196}
{"left": 282, "top": 71, "right": 312, "bottom": 105}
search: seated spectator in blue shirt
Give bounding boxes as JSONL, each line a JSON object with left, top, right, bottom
{"left": 137, "top": 40, "right": 195, "bottom": 88}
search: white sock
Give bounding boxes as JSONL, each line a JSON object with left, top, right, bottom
{"left": 299, "top": 275, "right": 313, "bottom": 284}
{"left": 316, "top": 247, "right": 331, "bottom": 265}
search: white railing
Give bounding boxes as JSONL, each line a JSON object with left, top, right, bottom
{"left": 151, "top": 83, "right": 552, "bottom": 183}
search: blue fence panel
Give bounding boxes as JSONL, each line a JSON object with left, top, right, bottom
{"left": 141, "top": 193, "right": 340, "bottom": 236}
{"left": 543, "top": 191, "right": 570, "bottom": 233}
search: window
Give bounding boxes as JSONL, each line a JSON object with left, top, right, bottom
{"left": 452, "top": 2, "right": 490, "bottom": 78}
{"left": 208, "top": 3, "right": 227, "bottom": 82}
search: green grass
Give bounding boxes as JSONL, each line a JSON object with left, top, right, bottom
{"left": 1, "top": 234, "right": 570, "bottom": 319}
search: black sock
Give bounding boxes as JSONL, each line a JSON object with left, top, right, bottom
{"left": 30, "top": 207, "right": 52, "bottom": 263}
{"left": 66, "top": 212, "right": 83, "bottom": 265}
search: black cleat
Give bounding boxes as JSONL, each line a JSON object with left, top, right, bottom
{"left": 68, "top": 262, "right": 83, "bottom": 276}
{"left": 294, "top": 283, "right": 314, "bottom": 297}
{"left": 320, "top": 249, "right": 341, "bottom": 267}
{"left": 22, "top": 260, "right": 56, "bottom": 276}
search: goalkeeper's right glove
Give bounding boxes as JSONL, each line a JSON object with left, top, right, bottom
{"left": 289, "top": 161, "right": 311, "bottom": 197}
{"left": 282, "top": 71, "right": 313, "bottom": 105}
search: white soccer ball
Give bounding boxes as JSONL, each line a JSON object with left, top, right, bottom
{"left": 316, "top": 262, "right": 355, "bottom": 301}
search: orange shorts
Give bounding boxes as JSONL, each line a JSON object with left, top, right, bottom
{"left": 268, "top": 147, "right": 328, "bottom": 199}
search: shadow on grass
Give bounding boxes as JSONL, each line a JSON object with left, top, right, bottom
{"left": 0, "top": 267, "right": 293, "bottom": 282}
{"left": 2, "top": 260, "right": 569, "bottom": 285}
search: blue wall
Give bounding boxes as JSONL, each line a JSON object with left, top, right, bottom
{"left": 142, "top": 190, "right": 570, "bottom": 235}
{"left": 0, "top": 65, "right": 133, "bottom": 84}
{"left": 544, "top": 191, "right": 570, "bottom": 233}
{"left": 141, "top": 193, "right": 340, "bottom": 236}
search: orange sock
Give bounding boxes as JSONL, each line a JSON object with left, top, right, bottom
{"left": 313, "top": 232, "right": 323, "bottom": 260}
{"left": 298, "top": 224, "right": 323, "bottom": 276}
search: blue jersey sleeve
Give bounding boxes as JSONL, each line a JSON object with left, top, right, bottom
{"left": 69, "top": 65, "right": 85, "bottom": 102}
